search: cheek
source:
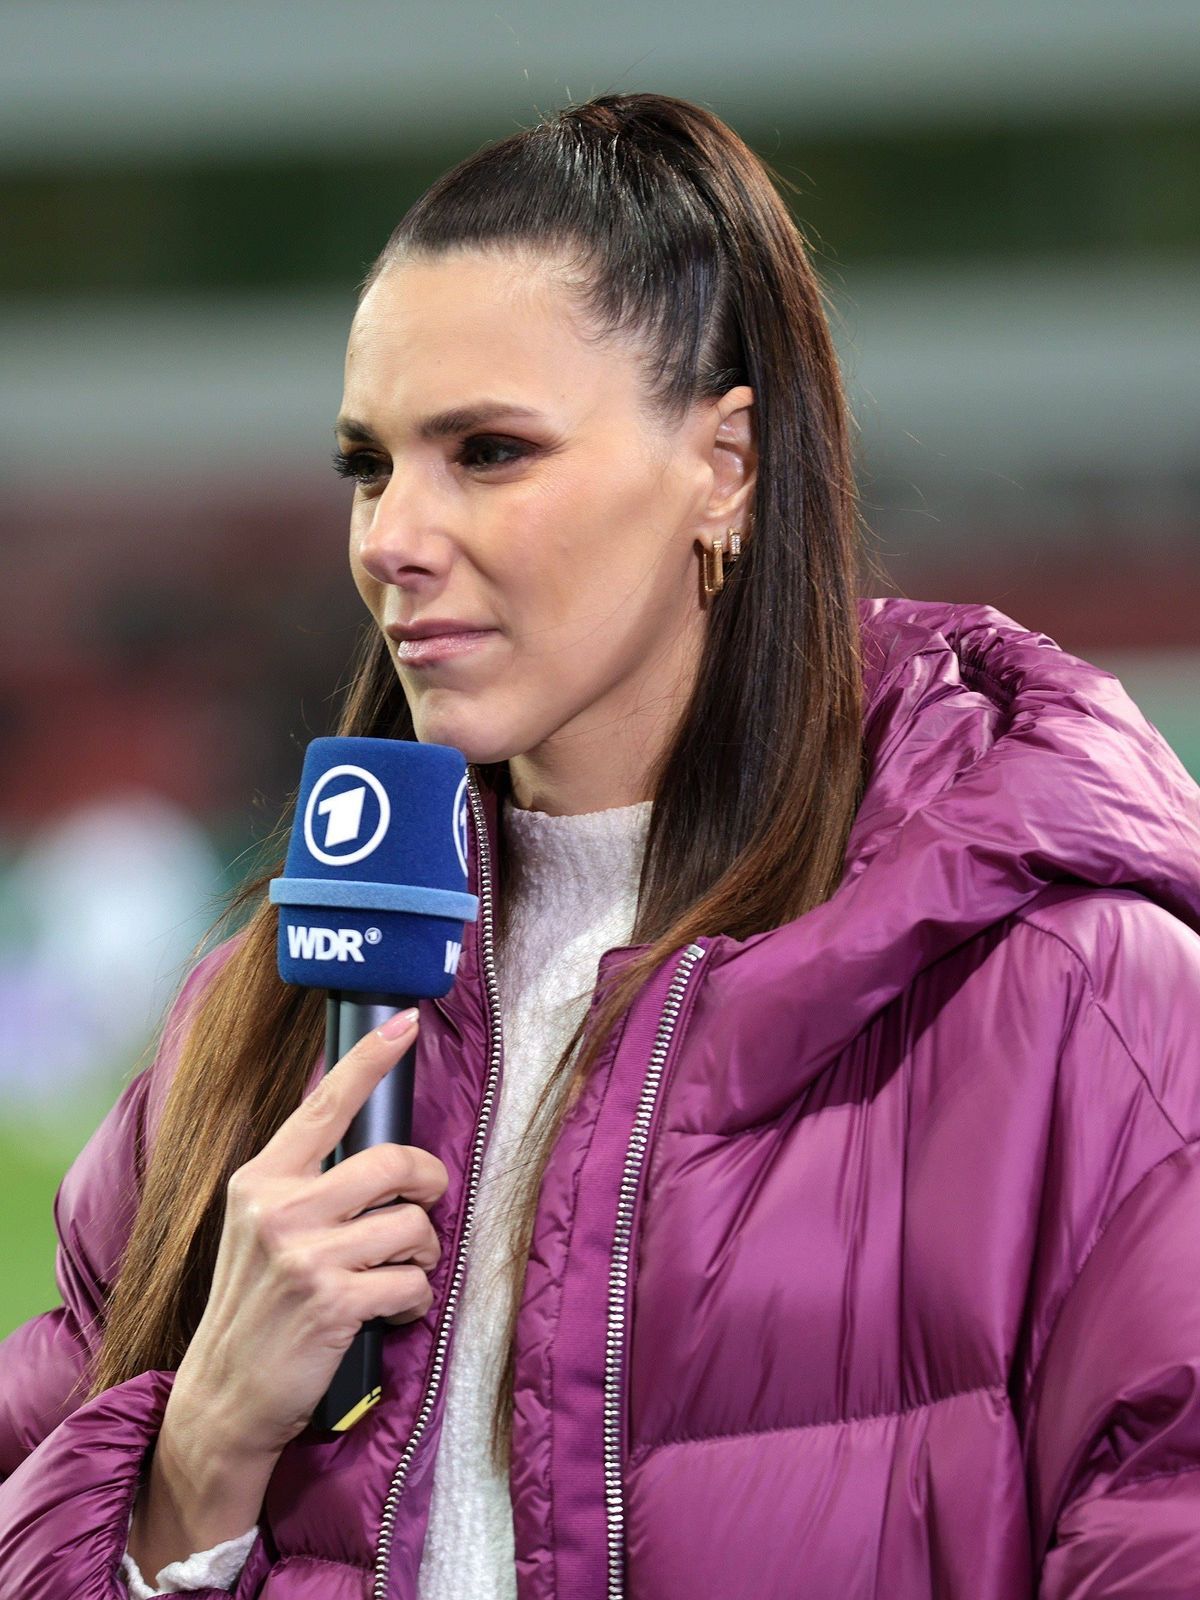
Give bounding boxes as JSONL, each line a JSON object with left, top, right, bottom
{"left": 347, "top": 530, "right": 381, "bottom": 610}
{"left": 517, "top": 479, "right": 655, "bottom": 619}
{"left": 350, "top": 572, "right": 377, "bottom": 619}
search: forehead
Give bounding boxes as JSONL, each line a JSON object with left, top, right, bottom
{"left": 342, "top": 249, "right": 643, "bottom": 416}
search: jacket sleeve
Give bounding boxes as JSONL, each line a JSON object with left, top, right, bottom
{"left": 0, "top": 937, "right": 268, "bottom": 1599}
{"left": 1030, "top": 1139, "right": 1200, "bottom": 1596}
{"left": 1022, "top": 910, "right": 1200, "bottom": 1596}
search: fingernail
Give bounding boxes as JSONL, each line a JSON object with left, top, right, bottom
{"left": 377, "top": 1006, "right": 420, "bottom": 1041}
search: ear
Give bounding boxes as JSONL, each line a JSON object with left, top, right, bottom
{"left": 697, "top": 385, "right": 757, "bottom": 545}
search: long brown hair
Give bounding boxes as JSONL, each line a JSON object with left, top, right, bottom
{"left": 90, "top": 93, "right": 870, "bottom": 1478}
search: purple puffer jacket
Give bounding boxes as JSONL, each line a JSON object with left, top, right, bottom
{"left": 2, "top": 597, "right": 1200, "bottom": 1600}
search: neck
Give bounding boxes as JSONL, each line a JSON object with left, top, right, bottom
{"left": 504, "top": 618, "right": 703, "bottom": 816}
{"left": 507, "top": 783, "right": 655, "bottom": 817}
{"left": 502, "top": 748, "right": 659, "bottom": 819}
{"left": 505, "top": 721, "right": 664, "bottom": 816}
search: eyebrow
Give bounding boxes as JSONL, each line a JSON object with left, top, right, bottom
{"left": 333, "top": 401, "right": 545, "bottom": 444}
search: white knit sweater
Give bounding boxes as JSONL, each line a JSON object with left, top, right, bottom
{"left": 121, "top": 794, "right": 653, "bottom": 1597}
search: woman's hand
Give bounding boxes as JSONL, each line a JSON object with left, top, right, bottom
{"left": 169, "top": 1008, "right": 448, "bottom": 1458}
{"left": 128, "top": 1011, "right": 445, "bottom": 1579}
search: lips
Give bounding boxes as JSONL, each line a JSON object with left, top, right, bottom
{"left": 390, "top": 629, "right": 497, "bottom": 666}
{"left": 384, "top": 617, "right": 494, "bottom": 640}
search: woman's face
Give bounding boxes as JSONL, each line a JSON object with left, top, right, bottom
{"left": 337, "top": 247, "right": 754, "bottom": 815}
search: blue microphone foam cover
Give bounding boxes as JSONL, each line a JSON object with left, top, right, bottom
{"left": 269, "top": 736, "right": 478, "bottom": 996}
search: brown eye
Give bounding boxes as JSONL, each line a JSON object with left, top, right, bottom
{"left": 330, "top": 448, "right": 386, "bottom": 485}
{"left": 456, "top": 436, "right": 530, "bottom": 470}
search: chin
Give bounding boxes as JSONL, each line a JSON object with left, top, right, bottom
{"left": 408, "top": 706, "right": 521, "bottom": 767}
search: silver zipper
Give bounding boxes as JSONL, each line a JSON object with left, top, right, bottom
{"left": 373, "top": 767, "right": 504, "bottom": 1599}
{"left": 603, "top": 941, "right": 708, "bottom": 1600}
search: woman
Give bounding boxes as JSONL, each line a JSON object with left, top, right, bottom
{"left": 2, "top": 91, "right": 1199, "bottom": 1600}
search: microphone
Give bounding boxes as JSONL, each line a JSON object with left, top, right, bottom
{"left": 268, "top": 736, "right": 478, "bottom": 1432}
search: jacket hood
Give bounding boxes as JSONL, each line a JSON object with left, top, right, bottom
{"left": 851, "top": 598, "right": 1200, "bottom": 924}
{"left": 691, "top": 596, "right": 1200, "bottom": 1097}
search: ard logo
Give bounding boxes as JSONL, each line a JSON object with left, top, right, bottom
{"left": 304, "top": 765, "right": 391, "bottom": 867}
{"left": 453, "top": 773, "right": 470, "bottom": 876}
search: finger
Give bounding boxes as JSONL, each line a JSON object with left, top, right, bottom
{"left": 318, "top": 1142, "right": 449, "bottom": 1221}
{"left": 343, "top": 1262, "right": 434, "bottom": 1326}
{"left": 253, "top": 1010, "right": 420, "bottom": 1176}
{"left": 320, "top": 1203, "right": 440, "bottom": 1272}
{"left": 381, "top": 1302, "right": 430, "bottom": 1327}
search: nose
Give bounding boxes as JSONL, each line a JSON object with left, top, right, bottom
{"left": 354, "top": 475, "right": 453, "bottom": 590}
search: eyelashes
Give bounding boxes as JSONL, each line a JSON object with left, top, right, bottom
{"left": 330, "top": 436, "right": 532, "bottom": 485}
{"left": 331, "top": 448, "right": 383, "bottom": 485}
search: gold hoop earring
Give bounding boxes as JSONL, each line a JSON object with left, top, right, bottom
{"left": 702, "top": 527, "right": 744, "bottom": 598}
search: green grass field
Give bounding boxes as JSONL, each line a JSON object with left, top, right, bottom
{"left": 0, "top": 1128, "right": 63, "bottom": 1328}
{"left": 0, "top": 1083, "right": 124, "bottom": 1341}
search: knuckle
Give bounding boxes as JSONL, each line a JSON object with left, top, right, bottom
{"left": 380, "top": 1143, "right": 417, "bottom": 1194}
{"left": 400, "top": 1145, "right": 449, "bottom": 1203}
{"left": 378, "top": 1144, "right": 447, "bottom": 1202}
{"left": 225, "top": 1170, "right": 276, "bottom": 1239}
{"left": 386, "top": 1205, "right": 439, "bottom": 1268}
{"left": 384, "top": 1276, "right": 434, "bottom": 1325}
{"left": 273, "top": 1241, "right": 321, "bottom": 1294}
{"left": 309, "top": 1274, "right": 350, "bottom": 1326}
{"left": 252, "top": 1195, "right": 303, "bottom": 1256}
{"left": 420, "top": 1215, "right": 441, "bottom": 1267}
{"left": 297, "top": 1077, "right": 339, "bottom": 1123}
{"left": 374, "top": 1260, "right": 425, "bottom": 1324}
{"left": 225, "top": 1165, "right": 256, "bottom": 1207}
{"left": 393, "top": 1263, "right": 430, "bottom": 1306}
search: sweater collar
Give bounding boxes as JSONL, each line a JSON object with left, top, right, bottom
{"left": 501, "top": 796, "right": 652, "bottom": 909}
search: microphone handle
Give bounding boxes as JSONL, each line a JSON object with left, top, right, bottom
{"left": 312, "top": 990, "right": 418, "bottom": 1434}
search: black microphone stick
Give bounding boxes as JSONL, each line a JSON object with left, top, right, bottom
{"left": 313, "top": 990, "right": 418, "bottom": 1433}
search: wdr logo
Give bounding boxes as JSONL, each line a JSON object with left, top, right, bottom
{"left": 287, "top": 925, "right": 365, "bottom": 963}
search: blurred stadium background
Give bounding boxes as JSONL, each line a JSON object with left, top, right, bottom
{"left": 2, "top": 0, "right": 1197, "bottom": 1337}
